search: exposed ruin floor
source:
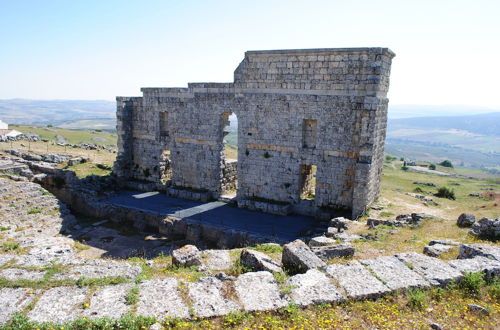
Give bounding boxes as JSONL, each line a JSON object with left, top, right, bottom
{"left": 1, "top": 176, "right": 500, "bottom": 327}
{"left": 106, "top": 190, "right": 317, "bottom": 242}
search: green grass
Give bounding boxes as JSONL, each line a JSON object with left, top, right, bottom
{"left": 10, "top": 124, "right": 117, "bottom": 147}
{"left": 27, "top": 208, "right": 43, "bottom": 215}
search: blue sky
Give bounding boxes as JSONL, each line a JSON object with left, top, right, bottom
{"left": 0, "top": 0, "right": 499, "bottom": 108}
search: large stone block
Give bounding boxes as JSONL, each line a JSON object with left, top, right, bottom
{"left": 282, "top": 239, "right": 326, "bottom": 273}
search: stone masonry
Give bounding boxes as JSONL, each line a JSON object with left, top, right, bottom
{"left": 114, "top": 48, "right": 395, "bottom": 218}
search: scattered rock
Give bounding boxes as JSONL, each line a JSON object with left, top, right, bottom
{"left": 457, "top": 213, "right": 476, "bottom": 227}
{"left": 234, "top": 271, "right": 289, "bottom": 311}
{"left": 328, "top": 217, "right": 351, "bottom": 232}
{"left": 430, "top": 322, "right": 443, "bottom": 330}
{"left": 413, "top": 181, "right": 436, "bottom": 187}
{"left": 282, "top": 239, "right": 326, "bottom": 273}
{"left": 405, "top": 193, "right": 439, "bottom": 206}
{"left": 286, "top": 269, "right": 344, "bottom": 307}
{"left": 308, "top": 236, "right": 336, "bottom": 247}
{"left": 215, "top": 272, "right": 236, "bottom": 282}
{"left": 187, "top": 277, "right": 239, "bottom": 317}
{"left": 367, "top": 218, "right": 406, "bottom": 228}
{"left": 448, "top": 256, "right": 500, "bottom": 278}
{"left": 240, "top": 249, "right": 282, "bottom": 273}
{"left": 55, "top": 135, "right": 68, "bottom": 144}
{"left": 172, "top": 244, "right": 202, "bottom": 267}
{"left": 325, "top": 261, "right": 391, "bottom": 300}
{"left": 469, "top": 217, "right": 500, "bottom": 240}
{"left": 311, "top": 244, "right": 355, "bottom": 260}
{"left": 468, "top": 303, "right": 489, "bottom": 315}
{"left": 360, "top": 256, "right": 430, "bottom": 291}
{"left": 423, "top": 244, "right": 454, "bottom": 257}
{"left": 459, "top": 244, "right": 500, "bottom": 261}
{"left": 429, "top": 239, "right": 459, "bottom": 246}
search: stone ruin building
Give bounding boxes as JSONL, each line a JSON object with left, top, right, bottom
{"left": 114, "top": 48, "right": 395, "bottom": 219}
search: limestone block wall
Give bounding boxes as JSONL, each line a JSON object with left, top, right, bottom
{"left": 114, "top": 48, "right": 395, "bottom": 218}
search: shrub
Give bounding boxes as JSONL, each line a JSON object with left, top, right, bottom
{"left": 435, "top": 187, "right": 456, "bottom": 200}
{"left": 407, "top": 288, "right": 427, "bottom": 310}
{"left": 439, "top": 160, "right": 453, "bottom": 168}
{"left": 459, "top": 272, "right": 485, "bottom": 295}
{"left": 487, "top": 277, "right": 500, "bottom": 299}
{"left": 429, "top": 163, "right": 436, "bottom": 170}
{"left": 401, "top": 165, "right": 409, "bottom": 171}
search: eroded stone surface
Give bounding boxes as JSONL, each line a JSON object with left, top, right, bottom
{"left": 53, "top": 259, "right": 141, "bottom": 280}
{"left": 137, "top": 278, "right": 189, "bottom": 319}
{"left": 448, "top": 256, "right": 500, "bottom": 278}
{"left": 325, "top": 261, "right": 390, "bottom": 300}
{"left": 187, "top": 277, "right": 239, "bottom": 317}
{"left": 286, "top": 269, "right": 344, "bottom": 306}
{"left": 28, "top": 286, "right": 88, "bottom": 323}
{"left": 202, "top": 250, "right": 232, "bottom": 271}
{"left": 0, "top": 288, "right": 37, "bottom": 325}
{"left": 360, "top": 256, "right": 430, "bottom": 290}
{"left": 172, "top": 245, "right": 202, "bottom": 267}
{"left": 282, "top": 239, "right": 326, "bottom": 273}
{"left": 0, "top": 254, "right": 16, "bottom": 267}
{"left": 396, "top": 252, "right": 463, "bottom": 286}
{"left": 240, "top": 249, "right": 282, "bottom": 273}
{"left": 235, "top": 271, "right": 289, "bottom": 311}
{"left": 460, "top": 244, "right": 500, "bottom": 261}
{"left": 83, "top": 283, "right": 133, "bottom": 319}
{"left": 0, "top": 268, "right": 45, "bottom": 281}
{"left": 423, "top": 244, "right": 454, "bottom": 257}
{"left": 312, "top": 244, "right": 355, "bottom": 260}
{"left": 308, "top": 236, "right": 336, "bottom": 247}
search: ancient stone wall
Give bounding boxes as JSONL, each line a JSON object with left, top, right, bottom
{"left": 115, "top": 48, "right": 395, "bottom": 218}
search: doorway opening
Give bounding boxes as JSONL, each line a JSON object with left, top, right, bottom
{"left": 300, "top": 164, "right": 317, "bottom": 200}
{"left": 221, "top": 112, "right": 238, "bottom": 198}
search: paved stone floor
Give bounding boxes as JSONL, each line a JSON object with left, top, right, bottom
{"left": 107, "top": 190, "right": 318, "bottom": 241}
{"left": 2, "top": 178, "right": 500, "bottom": 326}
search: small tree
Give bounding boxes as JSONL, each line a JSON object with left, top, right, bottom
{"left": 435, "top": 187, "right": 456, "bottom": 200}
{"left": 429, "top": 163, "right": 436, "bottom": 170}
{"left": 439, "top": 160, "right": 453, "bottom": 168}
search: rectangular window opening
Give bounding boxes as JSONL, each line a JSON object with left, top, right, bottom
{"left": 300, "top": 164, "right": 317, "bottom": 200}
{"left": 160, "top": 112, "right": 169, "bottom": 137}
{"left": 302, "top": 119, "right": 317, "bottom": 148}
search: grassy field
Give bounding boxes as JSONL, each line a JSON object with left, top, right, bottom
{"left": 10, "top": 125, "right": 117, "bottom": 147}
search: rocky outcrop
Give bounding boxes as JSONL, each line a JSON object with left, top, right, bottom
{"left": 469, "top": 217, "right": 500, "bottom": 240}
{"left": 457, "top": 213, "right": 476, "bottom": 227}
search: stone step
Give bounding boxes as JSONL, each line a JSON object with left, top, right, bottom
{"left": 360, "top": 256, "right": 430, "bottom": 291}
{"left": 325, "top": 261, "right": 391, "bottom": 300}
{"left": 395, "top": 252, "right": 463, "bottom": 286}
{"left": 234, "top": 271, "right": 289, "bottom": 311}
{"left": 137, "top": 278, "right": 190, "bottom": 319}
{"left": 286, "top": 269, "right": 345, "bottom": 306}
{"left": 0, "top": 288, "right": 38, "bottom": 325}
{"left": 28, "top": 286, "right": 88, "bottom": 323}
